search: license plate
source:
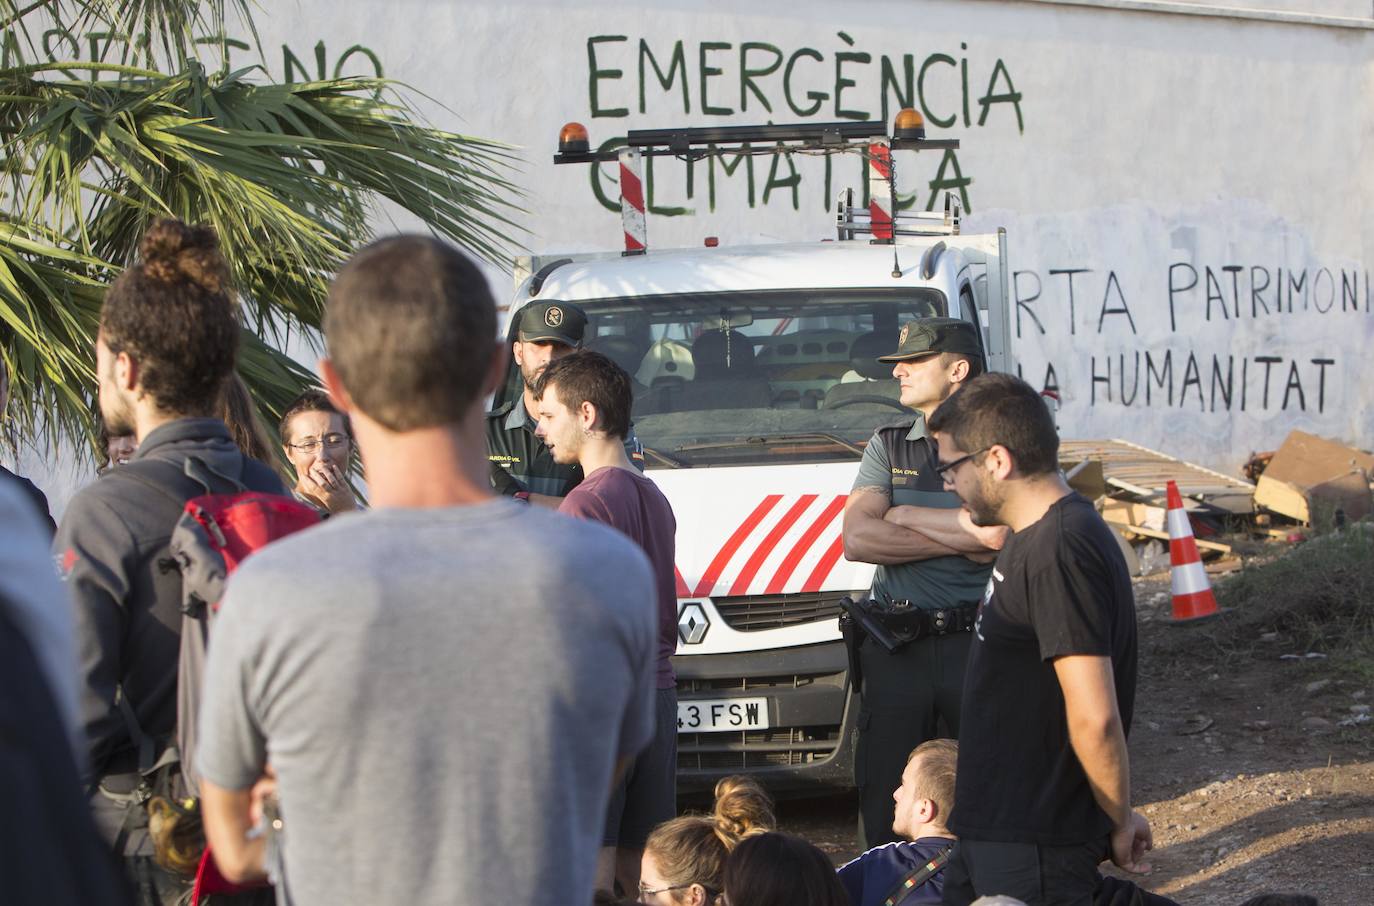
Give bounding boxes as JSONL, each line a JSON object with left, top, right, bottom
{"left": 677, "top": 697, "right": 770, "bottom": 734}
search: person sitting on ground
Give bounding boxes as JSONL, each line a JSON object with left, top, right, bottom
{"left": 636, "top": 775, "right": 775, "bottom": 905}
{"left": 838, "top": 738, "right": 958, "bottom": 906}
{"left": 722, "top": 832, "right": 852, "bottom": 906}
{"left": 278, "top": 388, "right": 358, "bottom": 516}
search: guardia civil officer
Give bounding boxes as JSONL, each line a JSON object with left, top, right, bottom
{"left": 840, "top": 317, "right": 1008, "bottom": 849}
{"left": 486, "top": 301, "right": 642, "bottom": 504}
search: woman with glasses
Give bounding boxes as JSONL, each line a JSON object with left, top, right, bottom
{"left": 636, "top": 776, "right": 774, "bottom": 906}
{"left": 279, "top": 388, "right": 358, "bottom": 516}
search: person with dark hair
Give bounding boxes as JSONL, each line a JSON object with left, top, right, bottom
{"left": 487, "top": 301, "right": 643, "bottom": 505}
{"left": 839, "top": 738, "right": 958, "bottom": 906}
{"left": 97, "top": 418, "right": 138, "bottom": 473}
{"left": 841, "top": 318, "right": 1007, "bottom": 848}
{"left": 219, "top": 372, "right": 278, "bottom": 468}
{"left": 637, "top": 775, "right": 774, "bottom": 906}
{"left": 278, "top": 387, "right": 357, "bottom": 515}
{"left": 52, "top": 218, "right": 288, "bottom": 905}
{"left": 723, "top": 832, "right": 853, "bottom": 906}
{"left": 533, "top": 350, "right": 678, "bottom": 895}
{"left": 0, "top": 354, "right": 56, "bottom": 534}
{"left": 927, "top": 373, "right": 1149, "bottom": 906}
{"left": 195, "top": 236, "right": 658, "bottom": 906}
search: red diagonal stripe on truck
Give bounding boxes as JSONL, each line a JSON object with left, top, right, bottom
{"left": 674, "top": 566, "right": 690, "bottom": 598}
{"left": 764, "top": 494, "right": 846, "bottom": 594}
{"left": 692, "top": 495, "right": 783, "bottom": 598}
{"left": 801, "top": 535, "right": 846, "bottom": 593}
{"left": 727, "top": 495, "right": 818, "bottom": 596}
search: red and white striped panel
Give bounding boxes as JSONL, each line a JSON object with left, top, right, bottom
{"left": 618, "top": 148, "right": 647, "bottom": 253}
{"left": 683, "top": 494, "right": 851, "bottom": 598}
{"left": 868, "top": 142, "right": 893, "bottom": 242}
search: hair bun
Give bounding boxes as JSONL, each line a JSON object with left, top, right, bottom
{"left": 139, "top": 218, "right": 229, "bottom": 294}
{"left": 712, "top": 775, "right": 776, "bottom": 843}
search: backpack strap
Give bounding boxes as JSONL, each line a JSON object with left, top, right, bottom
{"left": 880, "top": 842, "right": 957, "bottom": 906}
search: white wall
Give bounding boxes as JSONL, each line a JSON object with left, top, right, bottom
{"left": 13, "top": 0, "right": 1372, "bottom": 512}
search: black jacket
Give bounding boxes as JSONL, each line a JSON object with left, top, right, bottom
{"left": 0, "top": 464, "right": 55, "bottom": 537}
{"left": 54, "top": 418, "right": 287, "bottom": 779}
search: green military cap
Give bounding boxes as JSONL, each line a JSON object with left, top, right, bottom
{"left": 876, "top": 317, "right": 983, "bottom": 363}
{"left": 517, "top": 301, "right": 587, "bottom": 346}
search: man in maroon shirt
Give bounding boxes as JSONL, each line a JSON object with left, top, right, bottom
{"left": 533, "top": 351, "right": 678, "bottom": 898}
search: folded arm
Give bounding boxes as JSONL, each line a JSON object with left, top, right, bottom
{"left": 883, "top": 505, "right": 1009, "bottom": 556}
{"left": 842, "top": 488, "right": 962, "bottom": 565}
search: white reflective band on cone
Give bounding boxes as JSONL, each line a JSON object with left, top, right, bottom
{"left": 1167, "top": 509, "right": 1193, "bottom": 540}
{"left": 1171, "top": 560, "right": 1211, "bottom": 597}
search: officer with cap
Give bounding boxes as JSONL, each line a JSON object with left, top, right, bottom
{"left": 840, "top": 317, "right": 1009, "bottom": 848}
{"left": 487, "top": 301, "right": 642, "bottom": 502}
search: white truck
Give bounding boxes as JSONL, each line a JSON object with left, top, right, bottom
{"left": 506, "top": 116, "right": 1012, "bottom": 793}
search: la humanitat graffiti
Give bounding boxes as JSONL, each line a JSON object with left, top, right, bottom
{"left": 1013, "top": 260, "right": 1369, "bottom": 418}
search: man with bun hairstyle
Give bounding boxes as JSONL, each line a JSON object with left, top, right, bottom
{"left": 54, "top": 218, "right": 287, "bottom": 903}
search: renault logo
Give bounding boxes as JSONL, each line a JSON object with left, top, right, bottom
{"left": 678, "top": 603, "right": 710, "bottom": 645}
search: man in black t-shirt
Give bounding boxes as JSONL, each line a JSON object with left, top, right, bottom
{"left": 926, "top": 373, "right": 1151, "bottom": 906}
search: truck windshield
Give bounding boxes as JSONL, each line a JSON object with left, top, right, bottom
{"left": 511, "top": 288, "right": 946, "bottom": 466}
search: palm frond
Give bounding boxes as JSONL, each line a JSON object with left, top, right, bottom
{"left": 1, "top": 40, "right": 524, "bottom": 460}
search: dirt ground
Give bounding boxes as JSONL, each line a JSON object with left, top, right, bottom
{"left": 775, "top": 572, "right": 1374, "bottom": 905}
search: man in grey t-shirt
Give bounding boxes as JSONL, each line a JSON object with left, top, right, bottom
{"left": 197, "top": 236, "right": 658, "bottom": 906}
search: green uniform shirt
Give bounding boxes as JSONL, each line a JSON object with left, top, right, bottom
{"left": 486, "top": 397, "right": 645, "bottom": 498}
{"left": 852, "top": 414, "right": 993, "bottom": 610}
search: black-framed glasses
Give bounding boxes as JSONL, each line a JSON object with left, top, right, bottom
{"left": 638, "top": 882, "right": 694, "bottom": 899}
{"left": 286, "top": 433, "right": 350, "bottom": 454}
{"left": 935, "top": 446, "right": 991, "bottom": 478}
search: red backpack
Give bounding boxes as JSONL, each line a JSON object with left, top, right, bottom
{"left": 120, "top": 457, "right": 320, "bottom": 903}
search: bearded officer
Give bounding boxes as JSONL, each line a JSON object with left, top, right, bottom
{"left": 839, "top": 317, "right": 1009, "bottom": 848}
{"left": 487, "top": 301, "right": 643, "bottom": 504}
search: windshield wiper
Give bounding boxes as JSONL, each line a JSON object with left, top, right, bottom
{"left": 642, "top": 445, "right": 687, "bottom": 468}
{"left": 672, "top": 433, "right": 864, "bottom": 457}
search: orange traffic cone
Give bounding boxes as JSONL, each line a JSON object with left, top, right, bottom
{"left": 1166, "top": 480, "right": 1220, "bottom": 622}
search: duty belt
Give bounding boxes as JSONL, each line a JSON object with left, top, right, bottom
{"left": 838, "top": 596, "right": 978, "bottom": 657}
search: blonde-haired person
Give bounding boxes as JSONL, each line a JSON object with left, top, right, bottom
{"left": 636, "top": 775, "right": 775, "bottom": 905}
{"left": 838, "top": 738, "right": 958, "bottom": 906}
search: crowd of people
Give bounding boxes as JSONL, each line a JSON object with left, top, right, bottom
{"left": 0, "top": 218, "right": 1323, "bottom": 906}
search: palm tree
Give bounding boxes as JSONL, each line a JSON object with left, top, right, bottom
{"left": 0, "top": 1, "right": 521, "bottom": 452}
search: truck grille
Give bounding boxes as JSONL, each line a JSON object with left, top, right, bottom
{"left": 677, "top": 671, "right": 847, "bottom": 772}
{"left": 677, "top": 725, "right": 844, "bottom": 770}
{"left": 713, "top": 591, "right": 860, "bottom": 631}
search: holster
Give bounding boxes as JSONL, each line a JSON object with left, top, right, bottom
{"left": 838, "top": 600, "right": 865, "bottom": 695}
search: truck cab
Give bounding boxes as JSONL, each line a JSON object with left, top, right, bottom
{"left": 501, "top": 115, "right": 1012, "bottom": 793}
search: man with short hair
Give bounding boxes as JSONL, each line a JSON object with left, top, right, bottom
{"left": 839, "top": 739, "right": 959, "bottom": 906}
{"left": 532, "top": 351, "right": 678, "bottom": 896}
{"left": 279, "top": 388, "right": 357, "bottom": 515}
{"left": 841, "top": 318, "right": 1008, "bottom": 848}
{"left": 927, "top": 373, "right": 1150, "bottom": 906}
{"left": 487, "top": 301, "right": 643, "bottom": 504}
{"left": 54, "top": 219, "right": 287, "bottom": 904}
{"left": 197, "top": 236, "right": 659, "bottom": 906}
